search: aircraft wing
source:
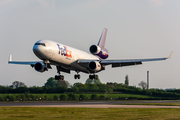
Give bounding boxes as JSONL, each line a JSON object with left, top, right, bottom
{"left": 8, "top": 55, "right": 43, "bottom": 67}
{"left": 101, "top": 58, "right": 165, "bottom": 67}
{"left": 77, "top": 51, "right": 173, "bottom": 68}
{"left": 102, "top": 51, "right": 173, "bottom": 67}
{"left": 9, "top": 61, "right": 42, "bottom": 65}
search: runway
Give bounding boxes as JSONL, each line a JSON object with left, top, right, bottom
{"left": 1, "top": 100, "right": 180, "bottom": 108}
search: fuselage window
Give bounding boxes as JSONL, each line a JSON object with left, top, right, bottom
{"left": 35, "top": 43, "right": 46, "bottom": 46}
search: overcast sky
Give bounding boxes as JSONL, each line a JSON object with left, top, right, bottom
{"left": 0, "top": 0, "right": 179, "bottom": 89}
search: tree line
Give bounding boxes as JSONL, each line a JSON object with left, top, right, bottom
{"left": 0, "top": 77, "right": 180, "bottom": 99}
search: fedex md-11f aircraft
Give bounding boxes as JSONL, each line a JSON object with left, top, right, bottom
{"left": 9, "top": 28, "right": 173, "bottom": 80}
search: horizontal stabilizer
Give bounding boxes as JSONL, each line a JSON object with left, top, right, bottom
{"left": 168, "top": 51, "right": 173, "bottom": 59}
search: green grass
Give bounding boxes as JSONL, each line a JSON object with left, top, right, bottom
{"left": 0, "top": 107, "right": 180, "bottom": 120}
{"left": 119, "top": 103, "right": 180, "bottom": 106}
{"left": 101, "top": 93, "right": 157, "bottom": 98}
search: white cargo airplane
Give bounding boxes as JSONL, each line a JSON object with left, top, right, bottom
{"left": 9, "top": 28, "right": 173, "bottom": 80}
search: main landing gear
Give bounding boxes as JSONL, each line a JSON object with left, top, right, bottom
{"left": 74, "top": 74, "right": 80, "bottom": 79}
{"left": 89, "top": 74, "right": 99, "bottom": 79}
{"left": 74, "top": 71, "right": 80, "bottom": 79}
{"left": 55, "top": 66, "right": 64, "bottom": 80}
{"left": 55, "top": 74, "right": 80, "bottom": 80}
{"left": 55, "top": 67, "right": 81, "bottom": 80}
{"left": 55, "top": 75, "right": 64, "bottom": 80}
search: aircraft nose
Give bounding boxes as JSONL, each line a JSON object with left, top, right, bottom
{"left": 33, "top": 44, "right": 45, "bottom": 59}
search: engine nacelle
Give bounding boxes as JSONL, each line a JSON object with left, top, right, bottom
{"left": 34, "top": 62, "right": 47, "bottom": 72}
{"left": 88, "top": 61, "right": 101, "bottom": 72}
{"left": 89, "top": 45, "right": 108, "bottom": 59}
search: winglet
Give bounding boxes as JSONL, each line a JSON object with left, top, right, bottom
{"left": 9, "top": 55, "right": 12, "bottom": 63}
{"left": 168, "top": 51, "right": 173, "bottom": 59}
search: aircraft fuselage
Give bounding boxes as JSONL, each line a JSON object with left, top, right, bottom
{"left": 33, "top": 40, "right": 99, "bottom": 73}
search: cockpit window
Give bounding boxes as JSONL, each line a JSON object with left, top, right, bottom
{"left": 35, "top": 43, "right": 46, "bottom": 46}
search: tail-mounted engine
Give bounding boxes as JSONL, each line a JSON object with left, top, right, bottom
{"left": 89, "top": 45, "right": 109, "bottom": 59}
{"left": 88, "top": 61, "right": 101, "bottom": 72}
{"left": 34, "top": 62, "right": 47, "bottom": 72}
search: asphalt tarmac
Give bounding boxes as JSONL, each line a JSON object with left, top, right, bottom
{"left": 1, "top": 101, "right": 180, "bottom": 108}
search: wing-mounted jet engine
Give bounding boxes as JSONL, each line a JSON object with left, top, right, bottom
{"left": 34, "top": 62, "right": 47, "bottom": 72}
{"left": 33, "top": 61, "right": 52, "bottom": 72}
{"left": 88, "top": 61, "right": 102, "bottom": 72}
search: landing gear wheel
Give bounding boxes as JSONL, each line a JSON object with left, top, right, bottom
{"left": 55, "top": 75, "right": 64, "bottom": 80}
{"left": 55, "top": 75, "right": 59, "bottom": 80}
{"left": 74, "top": 74, "right": 80, "bottom": 79}
{"left": 95, "top": 75, "right": 99, "bottom": 79}
{"left": 60, "top": 75, "right": 64, "bottom": 80}
{"left": 89, "top": 75, "right": 93, "bottom": 79}
{"left": 89, "top": 75, "right": 99, "bottom": 79}
{"left": 74, "top": 75, "right": 77, "bottom": 79}
{"left": 77, "top": 74, "right": 80, "bottom": 79}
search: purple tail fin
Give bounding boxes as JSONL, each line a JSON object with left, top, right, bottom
{"left": 89, "top": 28, "right": 109, "bottom": 59}
{"left": 97, "top": 28, "right": 108, "bottom": 53}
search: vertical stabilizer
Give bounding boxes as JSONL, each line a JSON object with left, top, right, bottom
{"left": 97, "top": 28, "right": 108, "bottom": 53}
{"left": 89, "top": 28, "right": 109, "bottom": 59}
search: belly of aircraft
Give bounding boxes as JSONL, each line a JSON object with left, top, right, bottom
{"left": 49, "top": 60, "right": 89, "bottom": 74}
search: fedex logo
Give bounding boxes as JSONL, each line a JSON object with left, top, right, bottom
{"left": 102, "top": 49, "right": 108, "bottom": 56}
{"left": 57, "top": 44, "right": 72, "bottom": 58}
